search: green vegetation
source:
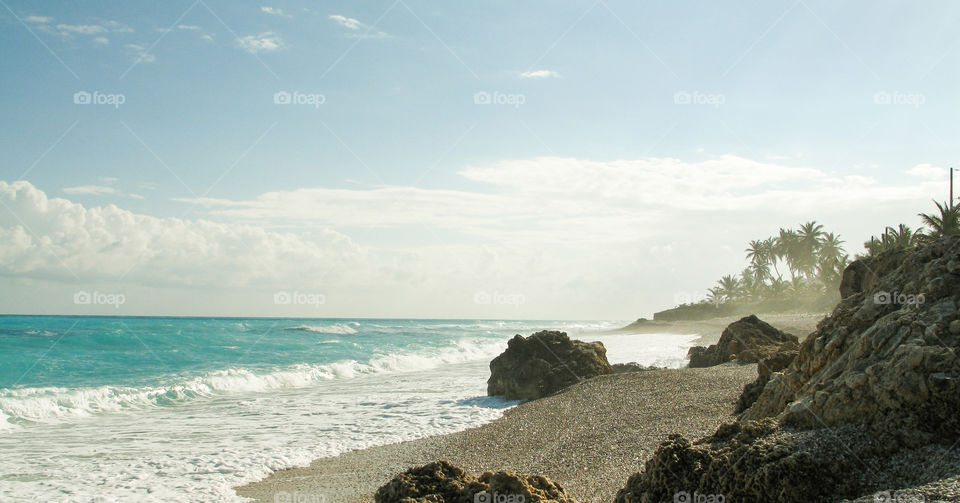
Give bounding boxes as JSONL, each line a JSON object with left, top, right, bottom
{"left": 705, "top": 221, "right": 848, "bottom": 305}
{"left": 863, "top": 200, "right": 959, "bottom": 256}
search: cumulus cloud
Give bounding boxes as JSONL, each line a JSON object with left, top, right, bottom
{"left": 0, "top": 181, "right": 363, "bottom": 289}
{"left": 519, "top": 70, "right": 561, "bottom": 79}
{"left": 236, "top": 32, "right": 284, "bottom": 53}
{"left": 0, "top": 157, "right": 947, "bottom": 318}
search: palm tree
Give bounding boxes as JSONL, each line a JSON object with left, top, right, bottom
{"left": 797, "top": 221, "right": 826, "bottom": 279}
{"left": 774, "top": 228, "right": 802, "bottom": 281}
{"left": 762, "top": 237, "right": 782, "bottom": 280}
{"left": 716, "top": 275, "right": 741, "bottom": 302}
{"left": 918, "top": 200, "right": 959, "bottom": 240}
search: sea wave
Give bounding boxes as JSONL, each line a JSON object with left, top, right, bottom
{"left": 0, "top": 338, "right": 505, "bottom": 426}
{"left": 284, "top": 323, "right": 359, "bottom": 335}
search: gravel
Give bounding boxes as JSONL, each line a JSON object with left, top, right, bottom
{"left": 235, "top": 364, "right": 757, "bottom": 503}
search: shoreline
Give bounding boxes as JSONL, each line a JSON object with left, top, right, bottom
{"left": 235, "top": 312, "right": 824, "bottom": 502}
{"left": 236, "top": 363, "right": 758, "bottom": 502}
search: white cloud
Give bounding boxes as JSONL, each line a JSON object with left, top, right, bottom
{"left": 519, "top": 69, "right": 561, "bottom": 79}
{"left": 0, "top": 181, "right": 363, "bottom": 291}
{"left": 177, "top": 24, "right": 201, "bottom": 30}
{"left": 24, "top": 15, "right": 52, "bottom": 24}
{"left": 236, "top": 32, "right": 284, "bottom": 53}
{"left": 0, "top": 155, "right": 948, "bottom": 318}
{"left": 328, "top": 14, "right": 388, "bottom": 38}
{"left": 125, "top": 44, "right": 156, "bottom": 64}
{"left": 260, "top": 6, "right": 290, "bottom": 17}
{"left": 63, "top": 185, "right": 117, "bottom": 196}
{"left": 56, "top": 23, "right": 107, "bottom": 35}
{"left": 906, "top": 163, "right": 946, "bottom": 181}
{"left": 92, "top": 36, "right": 109, "bottom": 45}
{"left": 99, "top": 177, "right": 119, "bottom": 184}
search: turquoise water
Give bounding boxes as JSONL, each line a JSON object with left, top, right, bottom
{"left": 0, "top": 316, "right": 698, "bottom": 502}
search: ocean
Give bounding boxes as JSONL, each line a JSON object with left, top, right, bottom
{"left": 0, "top": 316, "right": 700, "bottom": 502}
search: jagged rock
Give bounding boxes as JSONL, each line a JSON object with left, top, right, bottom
{"left": 613, "top": 421, "right": 877, "bottom": 503}
{"left": 487, "top": 331, "right": 612, "bottom": 400}
{"left": 734, "top": 343, "right": 799, "bottom": 413}
{"left": 374, "top": 460, "right": 577, "bottom": 503}
{"left": 686, "top": 315, "right": 798, "bottom": 368}
{"left": 743, "top": 237, "right": 960, "bottom": 447}
{"left": 612, "top": 362, "right": 658, "bottom": 373}
{"left": 617, "top": 237, "right": 960, "bottom": 502}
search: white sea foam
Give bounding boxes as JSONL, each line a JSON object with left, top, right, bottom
{"left": 0, "top": 338, "right": 506, "bottom": 425}
{"left": 285, "top": 323, "right": 359, "bottom": 334}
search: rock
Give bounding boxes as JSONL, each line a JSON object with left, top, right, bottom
{"left": 840, "top": 259, "right": 877, "bottom": 298}
{"left": 734, "top": 342, "right": 799, "bottom": 413}
{"left": 616, "top": 236, "right": 960, "bottom": 502}
{"left": 374, "top": 460, "right": 577, "bottom": 503}
{"left": 612, "top": 362, "right": 658, "bottom": 373}
{"left": 487, "top": 331, "right": 612, "bottom": 400}
{"left": 686, "top": 315, "right": 798, "bottom": 368}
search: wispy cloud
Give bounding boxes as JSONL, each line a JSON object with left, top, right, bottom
{"left": 328, "top": 14, "right": 389, "bottom": 39}
{"left": 520, "top": 69, "right": 561, "bottom": 79}
{"left": 124, "top": 44, "right": 156, "bottom": 64}
{"left": 63, "top": 185, "right": 117, "bottom": 196}
{"left": 260, "top": 6, "right": 291, "bottom": 18}
{"left": 236, "top": 32, "right": 285, "bottom": 53}
{"left": 24, "top": 15, "right": 52, "bottom": 24}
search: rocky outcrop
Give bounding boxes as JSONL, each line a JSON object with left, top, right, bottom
{"left": 612, "top": 362, "right": 659, "bottom": 373}
{"left": 374, "top": 460, "right": 577, "bottom": 503}
{"left": 734, "top": 342, "right": 799, "bottom": 413}
{"left": 487, "top": 331, "right": 612, "bottom": 400}
{"left": 617, "top": 236, "right": 960, "bottom": 502}
{"left": 686, "top": 315, "right": 798, "bottom": 368}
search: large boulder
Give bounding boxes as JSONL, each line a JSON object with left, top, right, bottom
{"left": 374, "top": 460, "right": 577, "bottom": 503}
{"left": 686, "top": 315, "right": 798, "bottom": 368}
{"left": 487, "top": 331, "right": 613, "bottom": 400}
{"left": 615, "top": 236, "right": 960, "bottom": 502}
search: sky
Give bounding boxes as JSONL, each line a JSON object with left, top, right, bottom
{"left": 0, "top": 0, "right": 958, "bottom": 319}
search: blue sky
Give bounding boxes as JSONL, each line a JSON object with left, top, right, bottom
{"left": 0, "top": 1, "right": 958, "bottom": 317}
